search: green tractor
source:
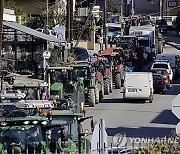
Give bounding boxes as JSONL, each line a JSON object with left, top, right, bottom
{"left": 0, "top": 116, "right": 49, "bottom": 154}
{"left": 47, "top": 66, "right": 85, "bottom": 113}
{"left": 72, "top": 62, "right": 104, "bottom": 107}
{"left": 46, "top": 109, "right": 93, "bottom": 154}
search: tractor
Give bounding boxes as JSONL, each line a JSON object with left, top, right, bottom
{"left": 45, "top": 109, "right": 93, "bottom": 154}
{"left": 0, "top": 116, "right": 49, "bottom": 153}
{"left": 72, "top": 61, "right": 104, "bottom": 107}
{"left": 99, "top": 48, "right": 125, "bottom": 89}
{"left": 47, "top": 66, "right": 85, "bottom": 113}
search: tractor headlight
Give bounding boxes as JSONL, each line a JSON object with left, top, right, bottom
{"left": 41, "top": 121, "right": 48, "bottom": 126}
{"left": 1, "top": 122, "right": 7, "bottom": 126}
{"left": 23, "top": 121, "right": 30, "bottom": 125}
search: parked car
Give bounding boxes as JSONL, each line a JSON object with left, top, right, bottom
{"left": 152, "top": 73, "right": 167, "bottom": 94}
{"left": 151, "top": 60, "right": 174, "bottom": 82}
{"left": 151, "top": 68, "right": 170, "bottom": 88}
{"left": 123, "top": 72, "right": 153, "bottom": 103}
{"left": 156, "top": 54, "right": 180, "bottom": 78}
{"left": 156, "top": 19, "right": 168, "bottom": 33}
{"left": 72, "top": 46, "right": 90, "bottom": 61}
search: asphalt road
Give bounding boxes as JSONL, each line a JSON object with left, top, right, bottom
{"left": 84, "top": 45, "right": 180, "bottom": 148}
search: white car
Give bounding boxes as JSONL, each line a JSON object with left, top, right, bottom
{"left": 151, "top": 60, "right": 174, "bottom": 82}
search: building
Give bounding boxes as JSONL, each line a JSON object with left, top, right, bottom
{"left": 129, "top": 0, "right": 180, "bottom": 17}
{"left": 5, "top": 0, "right": 66, "bottom": 15}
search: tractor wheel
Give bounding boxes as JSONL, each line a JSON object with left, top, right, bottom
{"left": 100, "top": 82, "right": 104, "bottom": 101}
{"left": 104, "top": 79, "right": 110, "bottom": 95}
{"left": 109, "top": 78, "right": 113, "bottom": 93}
{"left": 88, "top": 89, "right": 96, "bottom": 107}
{"left": 95, "top": 87, "right": 100, "bottom": 104}
{"left": 114, "top": 73, "right": 121, "bottom": 89}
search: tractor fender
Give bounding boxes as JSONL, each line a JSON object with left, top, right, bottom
{"left": 96, "top": 71, "right": 102, "bottom": 82}
{"left": 104, "top": 68, "right": 110, "bottom": 78}
{"left": 115, "top": 64, "right": 121, "bottom": 73}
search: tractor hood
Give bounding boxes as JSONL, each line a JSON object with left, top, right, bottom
{"left": 51, "top": 82, "right": 63, "bottom": 91}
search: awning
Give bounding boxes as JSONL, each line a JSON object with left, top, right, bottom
{"left": 3, "top": 21, "right": 63, "bottom": 44}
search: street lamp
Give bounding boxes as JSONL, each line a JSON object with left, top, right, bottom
{"left": 46, "top": 0, "right": 49, "bottom": 50}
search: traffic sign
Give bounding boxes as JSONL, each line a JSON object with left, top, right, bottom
{"left": 43, "top": 51, "right": 51, "bottom": 59}
{"left": 172, "top": 94, "right": 180, "bottom": 119}
{"left": 176, "top": 122, "right": 180, "bottom": 135}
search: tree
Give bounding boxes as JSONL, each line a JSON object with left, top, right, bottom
{"left": 5, "top": 0, "right": 28, "bottom": 24}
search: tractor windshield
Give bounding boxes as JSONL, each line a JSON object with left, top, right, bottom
{"left": 74, "top": 67, "right": 90, "bottom": 78}
{"left": 0, "top": 125, "right": 44, "bottom": 152}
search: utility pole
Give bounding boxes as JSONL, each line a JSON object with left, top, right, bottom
{"left": 131, "top": 0, "right": 135, "bottom": 16}
{"left": 66, "top": 0, "right": 71, "bottom": 42}
{"left": 70, "top": 0, "right": 73, "bottom": 41}
{"left": 120, "top": 0, "right": 124, "bottom": 36}
{"left": 46, "top": 0, "right": 49, "bottom": 50}
{"left": 103, "top": 0, "right": 108, "bottom": 49}
{"left": 160, "top": 0, "right": 163, "bottom": 19}
{"left": 0, "top": 0, "right": 4, "bottom": 90}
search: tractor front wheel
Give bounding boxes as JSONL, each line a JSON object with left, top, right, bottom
{"left": 88, "top": 89, "right": 96, "bottom": 107}
{"left": 104, "top": 79, "right": 110, "bottom": 95}
{"left": 114, "top": 73, "right": 121, "bottom": 89}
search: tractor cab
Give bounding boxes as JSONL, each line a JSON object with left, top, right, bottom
{"left": 48, "top": 66, "right": 76, "bottom": 98}
{"left": 13, "top": 82, "right": 49, "bottom": 100}
{"left": 0, "top": 116, "right": 49, "bottom": 153}
{"left": 72, "top": 62, "right": 96, "bottom": 88}
{"left": 46, "top": 109, "right": 92, "bottom": 153}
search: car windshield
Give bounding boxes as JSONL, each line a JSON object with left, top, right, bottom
{"left": 0, "top": 125, "right": 44, "bottom": 151}
{"left": 156, "top": 20, "right": 167, "bottom": 25}
{"left": 151, "top": 70, "right": 167, "bottom": 75}
{"left": 108, "top": 27, "right": 120, "bottom": 32}
{"left": 153, "top": 64, "right": 168, "bottom": 69}
{"left": 138, "top": 40, "right": 149, "bottom": 47}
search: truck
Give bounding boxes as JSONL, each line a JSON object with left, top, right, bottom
{"left": 129, "top": 25, "right": 156, "bottom": 62}
{"left": 123, "top": 72, "right": 153, "bottom": 103}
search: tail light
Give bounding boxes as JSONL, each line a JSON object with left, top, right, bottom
{"left": 150, "top": 88, "right": 152, "bottom": 94}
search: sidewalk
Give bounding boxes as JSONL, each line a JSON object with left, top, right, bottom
{"left": 164, "top": 31, "right": 180, "bottom": 50}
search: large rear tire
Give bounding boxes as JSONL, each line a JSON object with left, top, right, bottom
{"left": 104, "top": 79, "right": 110, "bottom": 95}
{"left": 88, "top": 89, "right": 96, "bottom": 107}
{"left": 114, "top": 73, "right": 121, "bottom": 89}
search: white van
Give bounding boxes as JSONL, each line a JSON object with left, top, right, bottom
{"left": 156, "top": 54, "right": 180, "bottom": 76}
{"left": 123, "top": 72, "right": 153, "bottom": 103}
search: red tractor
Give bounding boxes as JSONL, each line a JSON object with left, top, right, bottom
{"left": 99, "top": 47, "right": 125, "bottom": 89}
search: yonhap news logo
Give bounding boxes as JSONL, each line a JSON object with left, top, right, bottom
{"left": 112, "top": 132, "right": 177, "bottom": 147}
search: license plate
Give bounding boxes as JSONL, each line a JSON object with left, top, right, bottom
{"left": 128, "top": 88, "right": 137, "bottom": 92}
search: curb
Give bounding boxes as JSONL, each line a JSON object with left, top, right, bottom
{"left": 166, "top": 42, "right": 180, "bottom": 50}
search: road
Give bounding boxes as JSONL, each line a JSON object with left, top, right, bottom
{"left": 84, "top": 45, "right": 180, "bottom": 148}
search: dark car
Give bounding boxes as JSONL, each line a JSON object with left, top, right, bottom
{"left": 153, "top": 73, "right": 167, "bottom": 94}
{"left": 72, "top": 46, "right": 89, "bottom": 61}
{"left": 151, "top": 68, "right": 170, "bottom": 88}
{"left": 156, "top": 19, "right": 168, "bottom": 33}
